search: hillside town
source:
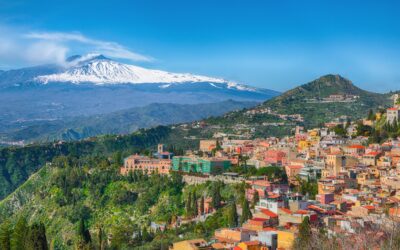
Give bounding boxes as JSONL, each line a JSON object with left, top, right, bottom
{"left": 116, "top": 95, "right": 400, "bottom": 250}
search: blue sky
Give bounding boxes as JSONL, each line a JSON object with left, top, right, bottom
{"left": 0, "top": 0, "right": 399, "bottom": 92}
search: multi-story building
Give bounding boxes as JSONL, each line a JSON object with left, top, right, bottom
{"left": 172, "top": 156, "right": 231, "bottom": 175}
{"left": 120, "top": 154, "right": 171, "bottom": 175}
{"left": 387, "top": 107, "right": 400, "bottom": 124}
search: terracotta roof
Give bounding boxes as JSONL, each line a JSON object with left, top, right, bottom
{"left": 295, "top": 210, "right": 310, "bottom": 215}
{"left": 362, "top": 205, "right": 375, "bottom": 210}
{"left": 388, "top": 107, "right": 399, "bottom": 111}
{"left": 241, "top": 241, "right": 260, "bottom": 246}
{"left": 348, "top": 145, "right": 365, "bottom": 149}
{"left": 279, "top": 208, "right": 292, "bottom": 214}
{"left": 260, "top": 208, "right": 279, "bottom": 218}
{"left": 365, "top": 152, "right": 380, "bottom": 156}
{"left": 287, "top": 165, "right": 303, "bottom": 169}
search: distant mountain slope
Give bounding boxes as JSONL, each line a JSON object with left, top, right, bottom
{"left": 202, "top": 75, "right": 393, "bottom": 137}
{"left": 264, "top": 74, "right": 390, "bottom": 126}
{"left": 0, "top": 54, "right": 279, "bottom": 142}
{"left": 2, "top": 100, "right": 257, "bottom": 143}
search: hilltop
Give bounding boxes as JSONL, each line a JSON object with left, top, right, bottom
{"left": 204, "top": 74, "right": 392, "bottom": 137}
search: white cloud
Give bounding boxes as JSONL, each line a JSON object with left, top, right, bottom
{"left": 0, "top": 25, "right": 152, "bottom": 68}
{"left": 25, "top": 32, "right": 152, "bottom": 62}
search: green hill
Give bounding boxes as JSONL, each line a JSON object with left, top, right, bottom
{"left": 204, "top": 74, "right": 393, "bottom": 137}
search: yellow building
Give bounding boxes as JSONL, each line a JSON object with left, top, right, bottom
{"left": 277, "top": 230, "right": 296, "bottom": 249}
{"left": 170, "top": 239, "right": 210, "bottom": 250}
{"left": 237, "top": 241, "right": 264, "bottom": 250}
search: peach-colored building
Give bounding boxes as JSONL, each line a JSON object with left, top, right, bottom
{"left": 120, "top": 154, "right": 171, "bottom": 175}
{"left": 264, "top": 150, "right": 287, "bottom": 166}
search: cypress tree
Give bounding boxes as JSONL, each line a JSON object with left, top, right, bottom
{"left": 185, "top": 192, "right": 192, "bottom": 217}
{"left": 26, "top": 223, "right": 48, "bottom": 250}
{"left": 78, "top": 218, "right": 91, "bottom": 246}
{"left": 0, "top": 220, "right": 11, "bottom": 250}
{"left": 192, "top": 191, "right": 198, "bottom": 217}
{"left": 200, "top": 196, "right": 205, "bottom": 215}
{"left": 297, "top": 216, "right": 311, "bottom": 248}
{"left": 227, "top": 199, "right": 239, "bottom": 228}
{"left": 11, "top": 216, "right": 28, "bottom": 250}
{"left": 211, "top": 183, "right": 222, "bottom": 209}
{"left": 252, "top": 191, "right": 260, "bottom": 209}
{"left": 98, "top": 225, "right": 105, "bottom": 250}
{"left": 240, "top": 199, "right": 252, "bottom": 225}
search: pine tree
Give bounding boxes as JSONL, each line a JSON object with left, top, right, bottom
{"left": 200, "top": 196, "right": 205, "bottom": 215}
{"left": 227, "top": 199, "right": 239, "bottom": 228}
{"left": 11, "top": 216, "right": 28, "bottom": 250}
{"left": 0, "top": 220, "right": 11, "bottom": 250}
{"left": 240, "top": 199, "right": 252, "bottom": 225}
{"left": 252, "top": 191, "right": 260, "bottom": 209}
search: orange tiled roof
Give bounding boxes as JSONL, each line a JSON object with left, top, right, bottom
{"left": 279, "top": 208, "right": 292, "bottom": 214}
{"left": 260, "top": 208, "right": 278, "bottom": 218}
{"left": 287, "top": 165, "right": 303, "bottom": 169}
{"left": 242, "top": 241, "right": 260, "bottom": 246}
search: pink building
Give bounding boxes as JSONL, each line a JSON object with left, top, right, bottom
{"left": 120, "top": 154, "right": 171, "bottom": 175}
{"left": 265, "top": 150, "right": 287, "bottom": 166}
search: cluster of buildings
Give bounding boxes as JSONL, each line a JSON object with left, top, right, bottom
{"left": 119, "top": 101, "right": 400, "bottom": 249}
{"left": 169, "top": 124, "right": 400, "bottom": 249}
{"left": 306, "top": 94, "right": 360, "bottom": 103}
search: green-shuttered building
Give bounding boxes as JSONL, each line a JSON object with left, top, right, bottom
{"left": 172, "top": 156, "right": 231, "bottom": 175}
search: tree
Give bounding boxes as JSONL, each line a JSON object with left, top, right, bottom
{"left": 185, "top": 192, "right": 192, "bottom": 217}
{"left": 0, "top": 220, "right": 11, "bottom": 250}
{"left": 211, "top": 182, "right": 222, "bottom": 209}
{"left": 141, "top": 227, "right": 153, "bottom": 243}
{"left": 367, "top": 109, "right": 376, "bottom": 121}
{"left": 11, "top": 216, "right": 28, "bottom": 250}
{"left": 200, "top": 196, "right": 205, "bottom": 215}
{"left": 25, "top": 223, "right": 48, "bottom": 250}
{"left": 252, "top": 191, "right": 260, "bottom": 209}
{"left": 240, "top": 199, "right": 252, "bottom": 225}
{"left": 78, "top": 218, "right": 91, "bottom": 246}
{"left": 296, "top": 216, "right": 312, "bottom": 249}
{"left": 227, "top": 198, "right": 239, "bottom": 227}
{"left": 192, "top": 191, "right": 198, "bottom": 217}
{"left": 97, "top": 224, "right": 105, "bottom": 250}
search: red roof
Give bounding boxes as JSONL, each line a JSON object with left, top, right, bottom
{"left": 363, "top": 205, "right": 375, "bottom": 210}
{"left": 241, "top": 241, "right": 260, "bottom": 246}
{"left": 295, "top": 210, "right": 310, "bottom": 215}
{"left": 279, "top": 208, "right": 292, "bottom": 214}
{"left": 287, "top": 165, "right": 303, "bottom": 169}
{"left": 388, "top": 107, "right": 399, "bottom": 111}
{"left": 348, "top": 145, "right": 365, "bottom": 149}
{"left": 260, "top": 208, "right": 278, "bottom": 218}
{"left": 251, "top": 217, "right": 268, "bottom": 222}
{"left": 365, "top": 152, "right": 380, "bottom": 156}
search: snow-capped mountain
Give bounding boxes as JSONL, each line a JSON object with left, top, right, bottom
{"left": 33, "top": 54, "right": 257, "bottom": 92}
{"left": 0, "top": 54, "right": 279, "bottom": 142}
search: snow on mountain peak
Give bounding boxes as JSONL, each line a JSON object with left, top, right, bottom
{"left": 34, "top": 54, "right": 257, "bottom": 92}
